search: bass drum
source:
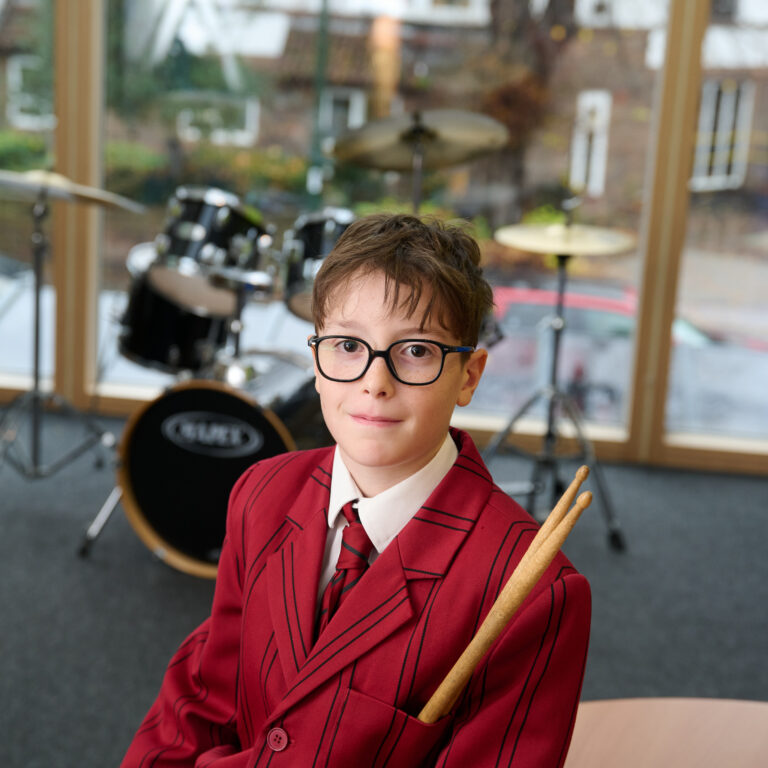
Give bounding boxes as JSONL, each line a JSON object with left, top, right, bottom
{"left": 118, "top": 352, "right": 330, "bottom": 578}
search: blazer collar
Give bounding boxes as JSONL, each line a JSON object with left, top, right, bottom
{"left": 397, "top": 428, "right": 494, "bottom": 580}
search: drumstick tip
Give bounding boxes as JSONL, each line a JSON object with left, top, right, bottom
{"left": 576, "top": 490, "right": 593, "bottom": 508}
{"left": 576, "top": 465, "right": 590, "bottom": 482}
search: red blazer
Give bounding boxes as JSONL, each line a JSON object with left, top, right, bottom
{"left": 121, "top": 429, "right": 590, "bottom": 767}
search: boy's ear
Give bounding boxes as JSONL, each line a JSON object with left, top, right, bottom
{"left": 456, "top": 349, "right": 488, "bottom": 407}
{"left": 308, "top": 334, "right": 321, "bottom": 392}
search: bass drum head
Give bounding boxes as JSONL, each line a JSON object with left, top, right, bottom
{"left": 118, "top": 381, "right": 294, "bottom": 578}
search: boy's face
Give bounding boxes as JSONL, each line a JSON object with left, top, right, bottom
{"left": 313, "top": 270, "right": 487, "bottom": 497}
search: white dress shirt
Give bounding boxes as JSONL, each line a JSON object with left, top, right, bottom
{"left": 317, "top": 433, "right": 458, "bottom": 598}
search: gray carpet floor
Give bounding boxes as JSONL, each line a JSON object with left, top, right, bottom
{"left": 1, "top": 410, "right": 767, "bottom": 768}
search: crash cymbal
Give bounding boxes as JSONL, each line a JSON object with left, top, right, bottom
{"left": 494, "top": 223, "right": 637, "bottom": 257}
{"left": 330, "top": 109, "right": 509, "bottom": 171}
{"left": 0, "top": 169, "right": 145, "bottom": 213}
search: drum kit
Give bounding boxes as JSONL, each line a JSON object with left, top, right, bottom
{"left": 17, "top": 107, "right": 647, "bottom": 574}
{"left": 2, "top": 108, "right": 633, "bottom": 572}
{"left": 82, "top": 192, "right": 351, "bottom": 577}
{"left": 71, "top": 108, "right": 511, "bottom": 576}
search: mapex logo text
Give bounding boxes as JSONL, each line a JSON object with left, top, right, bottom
{"left": 161, "top": 411, "right": 264, "bottom": 457}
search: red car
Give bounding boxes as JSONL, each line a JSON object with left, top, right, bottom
{"left": 466, "top": 281, "right": 768, "bottom": 438}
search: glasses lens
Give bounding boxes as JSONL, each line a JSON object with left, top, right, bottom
{"left": 316, "top": 337, "right": 369, "bottom": 381}
{"left": 389, "top": 341, "right": 443, "bottom": 384}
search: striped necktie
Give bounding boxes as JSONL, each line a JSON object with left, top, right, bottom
{"left": 316, "top": 500, "right": 373, "bottom": 636}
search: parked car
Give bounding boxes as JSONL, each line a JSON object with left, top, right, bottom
{"left": 466, "top": 281, "right": 768, "bottom": 439}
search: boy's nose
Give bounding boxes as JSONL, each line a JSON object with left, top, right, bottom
{"left": 361, "top": 354, "right": 395, "bottom": 396}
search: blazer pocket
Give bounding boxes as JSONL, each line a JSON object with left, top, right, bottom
{"left": 327, "top": 687, "right": 451, "bottom": 768}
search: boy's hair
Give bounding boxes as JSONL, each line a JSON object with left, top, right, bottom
{"left": 311, "top": 213, "right": 494, "bottom": 346}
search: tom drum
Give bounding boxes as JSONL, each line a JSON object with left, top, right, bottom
{"left": 283, "top": 207, "right": 354, "bottom": 322}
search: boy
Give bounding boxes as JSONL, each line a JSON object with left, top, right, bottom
{"left": 121, "top": 213, "right": 590, "bottom": 767}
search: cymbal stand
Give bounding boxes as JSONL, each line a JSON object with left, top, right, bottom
{"left": 482, "top": 249, "right": 626, "bottom": 551}
{"left": 0, "top": 190, "right": 115, "bottom": 479}
{"left": 405, "top": 112, "right": 433, "bottom": 214}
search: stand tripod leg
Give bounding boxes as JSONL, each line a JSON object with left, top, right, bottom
{"left": 45, "top": 393, "right": 117, "bottom": 473}
{"left": 482, "top": 388, "right": 545, "bottom": 462}
{"left": 0, "top": 391, "right": 35, "bottom": 474}
{"left": 79, "top": 485, "right": 122, "bottom": 557}
{"left": 558, "top": 392, "right": 626, "bottom": 551}
{"left": 525, "top": 454, "right": 546, "bottom": 520}
{"left": 1, "top": 391, "right": 117, "bottom": 479}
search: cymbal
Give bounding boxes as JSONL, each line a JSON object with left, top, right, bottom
{"left": 330, "top": 109, "right": 509, "bottom": 172}
{"left": 494, "top": 223, "right": 637, "bottom": 257}
{"left": 0, "top": 169, "right": 145, "bottom": 213}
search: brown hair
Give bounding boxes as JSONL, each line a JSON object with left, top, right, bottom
{"left": 311, "top": 213, "right": 493, "bottom": 346}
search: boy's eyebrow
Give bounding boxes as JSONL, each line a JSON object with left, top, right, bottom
{"left": 325, "top": 320, "right": 446, "bottom": 339}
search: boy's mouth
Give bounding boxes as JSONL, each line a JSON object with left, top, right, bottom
{"left": 350, "top": 413, "right": 401, "bottom": 426}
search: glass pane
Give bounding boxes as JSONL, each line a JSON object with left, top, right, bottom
{"left": 466, "top": 4, "right": 669, "bottom": 431}
{"left": 97, "top": 2, "right": 668, "bottom": 440}
{"left": 0, "top": 2, "right": 55, "bottom": 381}
{"left": 667, "top": 7, "right": 768, "bottom": 440}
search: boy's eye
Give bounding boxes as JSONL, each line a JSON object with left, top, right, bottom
{"left": 399, "top": 342, "right": 438, "bottom": 361}
{"left": 405, "top": 343, "right": 430, "bottom": 358}
{"left": 339, "top": 339, "right": 362, "bottom": 354}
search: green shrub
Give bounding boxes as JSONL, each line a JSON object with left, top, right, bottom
{"left": 0, "top": 130, "right": 50, "bottom": 170}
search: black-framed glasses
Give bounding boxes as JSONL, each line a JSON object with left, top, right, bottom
{"left": 308, "top": 335, "right": 474, "bottom": 386}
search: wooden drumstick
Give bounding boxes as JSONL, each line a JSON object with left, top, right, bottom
{"left": 417, "top": 475, "right": 592, "bottom": 724}
{"left": 522, "top": 465, "right": 590, "bottom": 562}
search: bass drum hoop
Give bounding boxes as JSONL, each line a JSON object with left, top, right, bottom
{"left": 116, "top": 379, "right": 296, "bottom": 579}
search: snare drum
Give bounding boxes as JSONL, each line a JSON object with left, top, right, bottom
{"left": 119, "top": 260, "right": 237, "bottom": 373}
{"left": 157, "top": 185, "right": 273, "bottom": 271}
{"left": 283, "top": 207, "right": 354, "bottom": 322}
{"left": 118, "top": 351, "right": 330, "bottom": 578}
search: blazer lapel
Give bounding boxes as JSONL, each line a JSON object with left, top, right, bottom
{"left": 268, "top": 536, "right": 414, "bottom": 723}
{"left": 267, "top": 455, "right": 333, "bottom": 683}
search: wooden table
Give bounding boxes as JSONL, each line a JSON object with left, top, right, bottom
{"left": 564, "top": 697, "right": 768, "bottom": 768}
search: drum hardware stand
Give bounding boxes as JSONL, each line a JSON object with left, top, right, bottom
{"left": 229, "top": 281, "right": 249, "bottom": 358}
{"left": 78, "top": 484, "right": 123, "bottom": 557}
{"left": 481, "top": 244, "right": 626, "bottom": 552}
{"left": 406, "top": 112, "right": 431, "bottom": 214}
{"left": 0, "top": 191, "right": 116, "bottom": 480}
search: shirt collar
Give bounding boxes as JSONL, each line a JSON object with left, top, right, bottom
{"left": 328, "top": 433, "right": 458, "bottom": 555}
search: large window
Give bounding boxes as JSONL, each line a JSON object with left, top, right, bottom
{"left": 669, "top": 18, "right": 768, "bottom": 441}
{"left": 2, "top": 0, "right": 766, "bottom": 474}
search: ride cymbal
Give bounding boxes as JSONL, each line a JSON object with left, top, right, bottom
{"left": 494, "top": 223, "right": 636, "bottom": 257}
{"left": 330, "top": 109, "right": 509, "bottom": 172}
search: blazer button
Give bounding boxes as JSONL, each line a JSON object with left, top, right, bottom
{"left": 267, "top": 727, "right": 289, "bottom": 752}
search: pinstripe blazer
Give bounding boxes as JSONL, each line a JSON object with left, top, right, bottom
{"left": 121, "top": 429, "right": 590, "bottom": 768}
